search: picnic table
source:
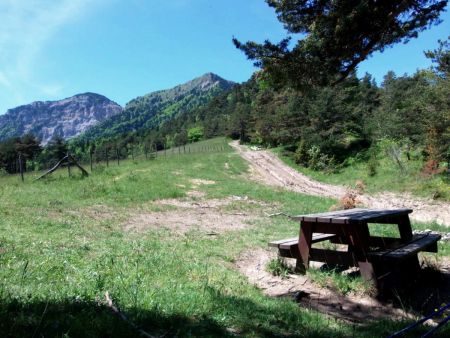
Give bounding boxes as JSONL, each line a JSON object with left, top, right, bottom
{"left": 269, "top": 208, "right": 441, "bottom": 285}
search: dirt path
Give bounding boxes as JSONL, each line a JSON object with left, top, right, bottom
{"left": 230, "top": 141, "right": 450, "bottom": 226}
{"left": 236, "top": 248, "right": 450, "bottom": 324}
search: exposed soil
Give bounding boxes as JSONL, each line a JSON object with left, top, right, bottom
{"left": 230, "top": 141, "right": 450, "bottom": 227}
{"left": 123, "top": 195, "right": 271, "bottom": 235}
{"left": 236, "top": 248, "right": 450, "bottom": 323}
{"left": 236, "top": 249, "right": 413, "bottom": 323}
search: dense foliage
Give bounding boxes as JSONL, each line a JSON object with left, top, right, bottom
{"left": 233, "top": 0, "right": 447, "bottom": 89}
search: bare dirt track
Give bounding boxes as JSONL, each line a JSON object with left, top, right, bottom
{"left": 230, "top": 141, "right": 450, "bottom": 227}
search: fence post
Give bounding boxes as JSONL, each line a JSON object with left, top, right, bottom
{"left": 18, "top": 153, "right": 24, "bottom": 182}
{"left": 116, "top": 147, "right": 120, "bottom": 166}
{"left": 90, "top": 150, "right": 93, "bottom": 172}
{"left": 106, "top": 149, "right": 109, "bottom": 167}
{"left": 67, "top": 151, "right": 71, "bottom": 177}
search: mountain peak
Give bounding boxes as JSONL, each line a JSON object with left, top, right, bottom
{"left": 83, "top": 73, "right": 235, "bottom": 141}
{"left": 170, "top": 73, "right": 235, "bottom": 95}
{"left": 0, "top": 93, "right": 122, "bottom": 144}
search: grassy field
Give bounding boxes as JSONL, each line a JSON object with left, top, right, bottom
{"left": 1, "top": 138, "right": 449, "bottom": 337}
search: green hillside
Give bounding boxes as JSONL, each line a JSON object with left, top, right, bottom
{"left": 77, "top": 73, "right": 234, "bottom": 142}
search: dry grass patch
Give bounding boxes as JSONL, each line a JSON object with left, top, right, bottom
{"left": 122, "top": 196, "right": 274, "bottom": 236}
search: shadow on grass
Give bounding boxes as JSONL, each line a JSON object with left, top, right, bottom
{"left": 0, "top": 287, "right": 351, "bottom": 338}
{"left": 2, "top": 281, "right": 449, "bottom": 338}
{"left": 0, "top": 297, "right": 227, "bottom": 338}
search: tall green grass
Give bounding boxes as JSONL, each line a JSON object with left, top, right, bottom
{"left": 0, "top": 138, "right": 448, "bottom": 337}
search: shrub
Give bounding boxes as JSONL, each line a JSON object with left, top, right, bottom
{"left": 187, "top": 126, "right": 204, "bottom": 143}
{"left": 293, "top": 140, "right": 309, "bottom": 166}
{"left": 307, "top": 145, "right": 336, "bottom": 172}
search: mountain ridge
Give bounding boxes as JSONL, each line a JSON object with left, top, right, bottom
{"left": 77, "top": 73, "right": 235, "bottom": 142}
{"left": 0, "top": 92, "right": 123, "bottom": 144}
{"left": 0, "top": 73, "right": 235, "bottom": 144}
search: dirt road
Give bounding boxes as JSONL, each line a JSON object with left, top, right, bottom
{"left": 230, "top": 141, "right": 450, "bottom": 226}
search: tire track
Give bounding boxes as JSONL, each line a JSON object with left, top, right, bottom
{"left": 231, "top": 141, "right": 450, "bottom": 226}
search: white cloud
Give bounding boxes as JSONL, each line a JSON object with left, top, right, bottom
{"left": 0, "top": 0, "right": 104, "bottom": 113}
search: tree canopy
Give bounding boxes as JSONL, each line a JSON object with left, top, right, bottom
{"left": 233, "top": 0, "right": 448, "bottom": 89}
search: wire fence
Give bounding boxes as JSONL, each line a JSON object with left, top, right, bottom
{"left": 5, "top": 139, "right": 231, "bottom": 182}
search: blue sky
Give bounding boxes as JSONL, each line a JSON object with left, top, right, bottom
{"left": 0, "top": 0, "right": 449, "bottom": 115}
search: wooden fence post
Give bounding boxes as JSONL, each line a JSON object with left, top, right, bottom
{"left": 18, "top": 153, "right": 24, "bottom": 182}
{"left": 67, "top": 152, "right": 71, "bottom": 177}
{"left": 90, "top": 151, "right": 93, "bottom": 172}
{"left": 106, "top": 149, "right": 109, "bottom": 167}
{"left": 116, "top": 147, "right": 120, "bottom": 166}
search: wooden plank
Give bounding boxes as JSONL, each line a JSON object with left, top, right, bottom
{"left": 279, "top": 239, "right": 300, "bottom": 250}
{"left": 278, "top": 247, "right": 356, "bottom": 266}
{"left": 368, "top": 234, "right": 441, "bottom": 260}
{"left": 333, "top": 209, "right": 412, "bottom": 224}
{"left": 367, "top": 236, "right": 402, "bottom": 248}
{"left": 292, "top": 208, "right": 413, "bottom": 224}
{"left": 311, "top": 233, "right": 338, "bottom": 243}
{"left": 309, "top": 249, "right": 356, "bottom": 267}
{"left": 292, "top": 208, "right": 369, "bottom": 222}
{"left": 268, "top": 237, "right": 298, "bottom": 247}
{"left": 269, "top": 233, "right": 338, "bottom": 248}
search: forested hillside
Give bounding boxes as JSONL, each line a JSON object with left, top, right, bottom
{"left": 84, "top": 48, "right": 447, "bottom": 173}
{"left": 76, "top": 73, "right": 234, "bottom": 142}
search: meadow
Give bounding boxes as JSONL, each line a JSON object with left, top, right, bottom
{"left": 0, "top": 138, "right": 449, "bottom": 337}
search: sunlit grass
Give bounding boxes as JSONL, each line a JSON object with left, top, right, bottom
{"left": 0, "top": 137, "right": 448, "bottom": 337}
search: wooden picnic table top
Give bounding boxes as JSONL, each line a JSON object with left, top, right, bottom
{"left": 291, "top": 208, "right": 413, "bottom": 224}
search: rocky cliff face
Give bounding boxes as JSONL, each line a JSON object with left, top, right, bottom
{"left": 0, "top": 93, "right": 122, "bottom": 144}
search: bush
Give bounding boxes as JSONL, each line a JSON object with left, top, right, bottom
{"left": 307, "top": 145, "right": 336, "bottom": 172}
{"left": 187, "top": 126, "right": 204, "bottom": 143}
{"left": 294, "top": 140, "right": 309, "bottom": 166}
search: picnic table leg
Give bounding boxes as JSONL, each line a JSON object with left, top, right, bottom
{"left": 347, "top": 223, "right": 377, "bottom": 282}
{"left": 296, "top": 221, "right": 313, "bottom": 273}
{"left": 397, "top": 215, "right": 421, "bottom": 273}
{"left": 398, "top": 215, "right": 413, "bottom": 242}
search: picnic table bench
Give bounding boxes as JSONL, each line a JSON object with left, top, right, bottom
{"left": 269, "top": 208, "right": 441, "bottom": 285}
